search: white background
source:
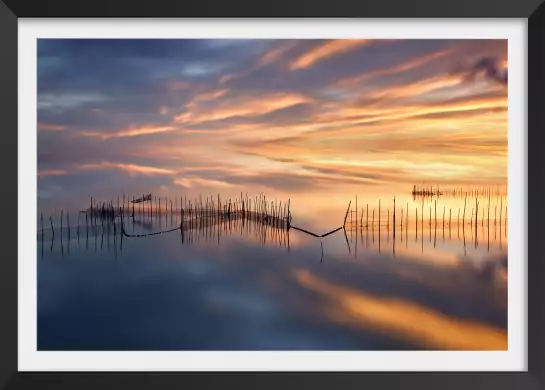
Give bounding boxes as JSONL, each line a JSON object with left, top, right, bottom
{"left": 18, "top": 18, "right": 527, "bottom": 371}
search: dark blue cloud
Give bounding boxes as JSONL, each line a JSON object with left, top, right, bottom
{"left": 38, "top": 39, "right": 267, "bottom": 93}
{"left": 224, "top": 40, "right": 451, "bottom": 96}
{"left": 37, "top": 39, "right": 277, "bottom": 133}
{"left": 182, "top": 102, "right": 318, "bottom": 131}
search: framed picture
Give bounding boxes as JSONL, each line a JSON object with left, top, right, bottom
{"left": 1, "top": 0, "right": 542, "bottom": 388}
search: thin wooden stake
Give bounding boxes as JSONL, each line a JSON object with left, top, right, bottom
{"left": 343, "top": 200, "right": 352, "bottom": 226}
{"left": 393, "top": 196, "right": 396, "bottom": 240}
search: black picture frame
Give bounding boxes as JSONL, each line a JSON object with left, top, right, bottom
{"left": 1, "top": 0, "right": 541, "bottom": 389}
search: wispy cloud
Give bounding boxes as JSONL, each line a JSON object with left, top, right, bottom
{"left": 38, "top": 169, "right": 68, "bottom": 177}
{"left": 78, "top": 125, "right": 177, "bottom": 139}
{"left": 334, "top": 48, "right": 455, "bottom": 88}
{"left": 174, "top": 92, "right": 311, "bottom": 124}
{"left": 259, "top": 41, "right": 299, "bottom": 66}
{"left": 38, "top": 123, "right": 67, "bottom": 132}
{"left": 289, "top": 39, "right": 385, "bottom": 70}
{"left": 173, "top": 177, "right": 235, "bottom": 189}
{"left": 77, "top": 161, "right": 176, "bottom": 176}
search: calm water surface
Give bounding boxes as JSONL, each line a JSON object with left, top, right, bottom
{"left": 37, "top": 194, "right": 508, "bottom": 350}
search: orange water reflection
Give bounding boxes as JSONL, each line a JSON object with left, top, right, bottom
{"left": 293, "top": 269, "right": 507, "bottom": 350}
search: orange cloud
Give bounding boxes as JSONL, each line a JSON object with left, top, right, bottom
{"left": 197, "top": 89, "right": 228, "bottom": 101}
{"left": 259, "top": 41, "right": 298, "bottom": 66}
{"left": 231, "top": 123, "right": 507, "bottom": 186}
{"left": 78, "top": 162, "right": 176, "bottom": 176}
{"left": 173, "top": 177, "right": 234, "bottom": 188}
{"left": 78, "top": 125, "right": 177, "bottom": 140}
{"left": 366, "top": 74, "right": 463, "bottom": 100}
{"left": 290, "top": 39, "right": 388, "bottom": 70}
{"left": 335, "top": 49, "right": 455, "bottom": 88}
{"left": 310, "top": 92, "right": 507, "bottom": 134}
{"left": 38, "top": 169, "right": 67, "bottom": 177}
{"left": 218, "top": 74, "right": 235, "bottom": 84}
{"left": 38, "top": 123, "right": 67, "bottom": 132}
{"left": 174, "top": 92, "right": 311, "bottom": 124}
{"left": 185, "top": 89, "right": 228, "bottom": 109}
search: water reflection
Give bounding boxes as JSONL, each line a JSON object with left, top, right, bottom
{"left": 37, "top": 204, "right": 507, "bottom": 351}
{"left": 293, "top": 269, "right": 506, "bottom": 350}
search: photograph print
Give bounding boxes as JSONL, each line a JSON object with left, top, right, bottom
{"left": 37, "top": 38, "right": 508, "bottom": 351}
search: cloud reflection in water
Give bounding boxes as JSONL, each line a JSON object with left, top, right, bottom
{"left": 37, "top": 216, "right": 506, "bottom": 350}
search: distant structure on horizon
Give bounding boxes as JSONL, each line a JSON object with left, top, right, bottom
{"left": 412, "top": 185, "right": 442, "bottom": 197}
{"left": 411, "top": 184, "right": 507, "bottom": 198}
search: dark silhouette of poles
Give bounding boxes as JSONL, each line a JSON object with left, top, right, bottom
{"left": 431, "top": 208, "right": 436, "bottom": 247}
{"left": 355, "top": 195, "right": 358, "bottom": 229}
{"left": 463, "top": 195, "right": 467, "bottom": 226}
{"left": 457, "top": 208, "right": 460, "bottom": 226}
{"left": 494, "top": 205, "right": 497, "bottom": 225}
{"left": 434, "top": 200, "right": 437, "bottom": 228}
{"left": 378, "top": 200, "right": 381, "bottom": 251}
{"left": 387, "top": 209, "right": 390, "bottom": 236}
{"left": 505, "top": 204, "right": 508, "bottom": 238}
{"left": 393, "top": 196, "right": 396, "bottom": 242}
{"left": 475, "top": 198, "right": 478, "bottom": 248}
{"left": 499, "top": 197, "right": 503, "bottom": 229}
{"left": 40, "top": 212, "right": 44, "bottom": 234}
{"left": 487, "top": 194, "right": 491, "bottom": 251}
{"left": 76, "top": 211, "right": 81, "bottom": 237}
{"left": 449, "top": 208, "right": 451, "bottom": 239}
{"left": 421, "top": 204, "right": 424, "bottom": 251}
{"left": 343, "top": 200, "right": 351, "bottom": 226}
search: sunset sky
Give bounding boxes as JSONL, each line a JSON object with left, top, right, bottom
{"left": 37, "top": 39, "right": 508, "bottom": 213}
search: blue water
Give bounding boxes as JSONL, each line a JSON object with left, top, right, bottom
{"left": 37, "top": 212, "right": 507, "bottom": 350}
